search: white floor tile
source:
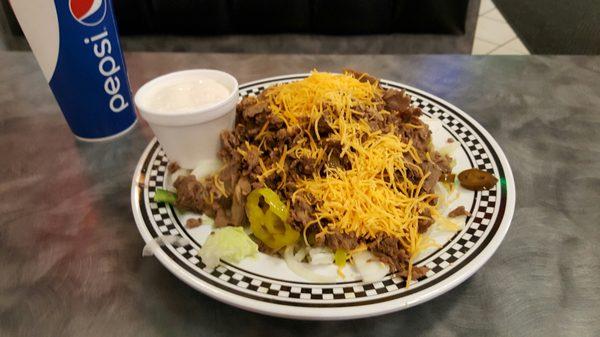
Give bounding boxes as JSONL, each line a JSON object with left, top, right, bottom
{"left": 472, "top": 38, "right": 498, "bottom": 55}
{"left": 482, "top": 8, "right": 506, "bottom": 22}
{"left": 489, "top": 39, "right": 530, "bottom": 55}
{"left": 474, "top": 17, "right": 517, "bottom": 45}
{"left": 479, "top": 0, "right": 495, "bottom": 14}
{"left": 503, "top": 38, "right": 530, "bottom": 53}
{"left": 489, "top": 42, "right": 520, "bottom": 55}
{"left": 489, "top": 46, "right": 522, "bottom": 55}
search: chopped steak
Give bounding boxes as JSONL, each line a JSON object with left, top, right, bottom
{"left": 242, "top": 102, "right": 268, "bottom": 119}
{"left": 368, "top": 235, "right": 429, "bottom": 278}
{"left": 420, "top": 161, "right": 442, "bottom": 193}
{"left": 186, "top": 218, "right": 203, "bottom": 228}
{"left": 408, "top": 123, "right": 431, "bottom": 154}
{"left": 290, "top": 197, "right": 314, "bottom": 231}
{"left": 230, "top": 177, "right": 251, "bottom": 227}
{"left": 170, "top": 70, "right": 456, "bottom": 282}
{"left": 418, "top": 209, "right": 434, "bottom": 233}
{"left": 316, "top": 232, "right": 360, "bottom": 251}
{"left": 343, "top": 68, "right": 379, "bottom": 84}
{"left": 317, "top": 117, "right": 333, "bottom": 137}
{"left": 220, "top": 130, "right": 238, "bottom": 153}
{"left": 243, "top": 145, "right": 260, "bottom": 175}
{"left": 174, "top": 174, "right": 231, "bottom": 222}
{"left": 448, "top": 206, "right": 471, "bottom": 218}
{"left": 267, "top": 113, "right": 285, "bottom": 128}
{"left": 368, "top": 235, "right": 409, "bottom": 272}
{"left": 214, "top": 208, "right": 229, "bottom": 227}
{"left": 382, "top": 89, "right": 411, "bottom": 113}
{"left": 290, "top": 157, "right": 317, "bottom": 176}
{"left": 173, "top": 175, "right": 207, "bottom": 215}
{"left": 410, "top": 266, "right": 429, "bottom": 280}
{"left": 218, "top": 161, "right": 241, "bottom": 193}
{"left": 431, "top": 152, "right": 452, "bottom": 174}
{"left": 237, "top": 95, "right": 258, "bottom": 112}
{"left": 168, "top": 161, "right": 181, "bottom": 173}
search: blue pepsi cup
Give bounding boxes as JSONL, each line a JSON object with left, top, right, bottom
{"left": 10, "top": 0, "right": 137, "bottom": 141}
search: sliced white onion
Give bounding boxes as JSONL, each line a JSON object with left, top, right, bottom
{"left": 142, "top": 235, "right": 190, "bottom": 257}
{"left": 352, "top": 251, "right": 390, "bottom": 283}
{"left": 294, "top": 247, "right": 307, "bottom": 262}
{"left": 308, "top": 247, "right": 334, "bottom": 265}
{"left": 284, "top": 246, "right": 337, "bottom": 283}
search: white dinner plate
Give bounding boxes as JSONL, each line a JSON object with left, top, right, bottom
{"left": 131, "top": 74, "right": 516, "bottom": 320}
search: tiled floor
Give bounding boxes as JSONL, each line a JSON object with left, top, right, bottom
{"left": 472, "top": 0, "right": 530, "bottom": 55}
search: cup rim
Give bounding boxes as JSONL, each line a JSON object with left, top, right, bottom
{"left": 134, "top": 69, "right": 238, "bottom": 126}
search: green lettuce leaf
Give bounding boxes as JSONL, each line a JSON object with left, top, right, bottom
{"left": 198, "top": 227, "right": 258, "bottom": 269}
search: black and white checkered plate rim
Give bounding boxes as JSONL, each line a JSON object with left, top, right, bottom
{"left": 131, "top": 73, "right": 516, "bottom": 320}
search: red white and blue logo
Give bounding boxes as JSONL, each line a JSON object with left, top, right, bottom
{"left": 69, "top": 0, "right": 106, "bottom": 26}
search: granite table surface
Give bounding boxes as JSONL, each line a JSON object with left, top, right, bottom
{"left": 0, "top": 52, "right": 599, "bottom": 337}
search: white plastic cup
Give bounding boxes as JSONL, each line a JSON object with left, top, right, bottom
{"left": 134, "top": 69, "right": 238, "bottom": 170}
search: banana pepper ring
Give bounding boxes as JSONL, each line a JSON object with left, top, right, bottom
{"left": 245, "top": 188, "right": 299, "bottom": 251}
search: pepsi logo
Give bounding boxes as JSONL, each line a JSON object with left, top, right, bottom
{"left": 69, "top": 0, "right": 107, "bottom": 26}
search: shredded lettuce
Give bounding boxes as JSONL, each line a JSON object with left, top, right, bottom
{"left": 198, "top": 227, "right": 258, "bottom": 269}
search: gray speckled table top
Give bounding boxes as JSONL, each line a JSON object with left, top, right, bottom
{"left": 1, "top": 52, "right": 599, "bottom": 337}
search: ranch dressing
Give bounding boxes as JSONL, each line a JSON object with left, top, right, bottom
{"left": 146, "top": 77, "right": 230, "bottom": 114}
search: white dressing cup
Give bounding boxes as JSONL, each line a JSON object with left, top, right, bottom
{"left": 135, "top": 69, "right": 238, "bottom": 171}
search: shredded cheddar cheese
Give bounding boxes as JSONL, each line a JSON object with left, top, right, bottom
{"left": 248, "top": 71, "right": 458, "bottom": 279}
{"left": 213, "top": 174, "right": 228, "bottom": 198}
